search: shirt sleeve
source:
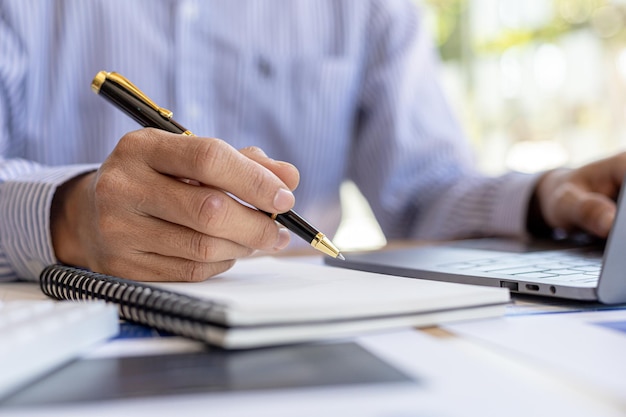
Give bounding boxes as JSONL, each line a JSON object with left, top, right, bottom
{"left": 0, "top": 161, "right": 99, "bottom": 282}
{"left": 0, "top": 13, "right": 99, "bottom": 282}
{"left": 350, "top": 0, "right": 539, "bottom": 241}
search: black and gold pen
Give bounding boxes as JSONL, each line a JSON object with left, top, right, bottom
{"left": 91, "top": 71, "right": 344, "bottom": 260}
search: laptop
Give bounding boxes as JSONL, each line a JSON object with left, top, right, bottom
{"left": 326, "top": 183, "right": 626, "bottom": 305}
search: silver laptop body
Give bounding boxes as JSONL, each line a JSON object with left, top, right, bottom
{"left": 326, "top": 184, "right": 626, "bottom": 304}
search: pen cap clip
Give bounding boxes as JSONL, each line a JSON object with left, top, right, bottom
{"left": 91, "top": 71, "right": 174, "bottom": 119}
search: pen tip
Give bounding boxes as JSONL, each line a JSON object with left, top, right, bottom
{"left": 336, "top": 253, "right": 345, "bottom": 261}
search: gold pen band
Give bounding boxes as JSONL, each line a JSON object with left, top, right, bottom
{"left": 91, "top": 71, "right": 174, "bottom": 119}
{"left": 310, "top": 232, "right": 342, "bottom": 258}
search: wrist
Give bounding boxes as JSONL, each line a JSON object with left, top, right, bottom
{"left": 51, "top": 172, "right": 95, "bottom": 267}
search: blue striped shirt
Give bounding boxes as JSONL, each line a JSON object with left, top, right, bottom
{"left": 0, "top": 0, "right": 537, "bottom": 281}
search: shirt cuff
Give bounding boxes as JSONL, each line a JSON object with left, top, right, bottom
{"left": 0, "top": 164, "right": 99, "bottom": 281}
{"left": 488, "top": 172, "right": 542, "bottom": 237}
{"left": 414, "top": 171, "right": 543, "bottom": 240}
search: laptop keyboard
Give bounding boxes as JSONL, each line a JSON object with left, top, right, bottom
{"left": 441, "top": 250, "right": 602, "bottom": 284}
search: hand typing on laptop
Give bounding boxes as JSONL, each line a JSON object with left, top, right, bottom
{"left": 331, "top": 152, "right": 626, "bottom": 304}
{"left": 532, "top": 152, "right": 626, "bottom": 239}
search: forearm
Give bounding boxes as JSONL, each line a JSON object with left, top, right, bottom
{"left": 413, "top": 172, "right": 541, "bottom": 240}
{"left": 50, "top": 171, "right": 96, "bottom": 269}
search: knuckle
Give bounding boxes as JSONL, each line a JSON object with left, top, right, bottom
{"left": 93, "top": 170, "right": 119, "bottom": 200}
{"left": 189, "top": 232, "right": 217, "bottom": 262}
{"left": 183, "top": 259, "right": 235, "bottom": 282}
{"left": 245, "top": 166, "right": 272, "bottom": 199}
{"left": 195, "top": 192, "right": 228, "bottom": 231}
{"left": 184, "top": 261, "right": 208, "bottom": 282}
{"left": 114, "top": 130, "right": 145, "bottom": 156}
{"left": 193, "top": 138, "right": 228, "bottom": 172}
{"left": 250, "top": 219, "right": 279, "bottom": 249}
{"left": 112, "top": 135, "right": 131, "bottom": 157}
{"left": 241, "top": 146, "right": 266, "bottom": 158}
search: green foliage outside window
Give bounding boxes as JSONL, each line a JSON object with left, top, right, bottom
{"left": 423, "top": 0, "right": 626, "bottom": 60}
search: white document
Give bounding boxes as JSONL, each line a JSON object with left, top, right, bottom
{"left": 444, "top": 309, "right": 626, "bottom": 407}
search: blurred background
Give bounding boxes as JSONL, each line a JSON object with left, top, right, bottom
{"left": 334, "top": 0, "right": 626, "bottom": 250}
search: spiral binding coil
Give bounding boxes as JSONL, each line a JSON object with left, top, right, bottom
{"left": 39, "top": 265, "right": 227, "bottom": 345}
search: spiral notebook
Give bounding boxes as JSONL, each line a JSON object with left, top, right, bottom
{"left": 39, "top": 257, "right": 510, "bottom": 349}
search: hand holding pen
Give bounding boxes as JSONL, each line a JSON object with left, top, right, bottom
{"left": 51, "top": 70, "right": 341, "bottom": 283}
{"left": 91, "top": 71, "right": 343, "bottom": 261}
{"left": 50, "top": 73, "right": 333, "bottom": 283}
{"left": 51, "top": 123, "right": 305, "bottom": 281}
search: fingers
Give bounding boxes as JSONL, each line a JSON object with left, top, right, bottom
{"left": 536, "top": 154, "right": 626, "bottom": 239}
{"left": 91, "top": 213, "right": 289, "bottom": 282}
{"left": 103, "top": 253, "right": 238, "bottom": 283}
{"left": 87, "top": 190, "right": 291, "bottom": 281}
{"left": 240, "top": 146, "right": 300, "bottom": 191}
{"left": 551, "top": 183, "right": 616, "bottom": 238}
{"left": 103, "top": 164, "right": 290, "bottom": 251}
{"left": 125, "top": 129, "right": 296, "bottom": 213}
{"left": 107, "top": 213, "right": 255, "bottom": 262}
{"left": 132, "top": 179, "right": 292, "bottom": 252}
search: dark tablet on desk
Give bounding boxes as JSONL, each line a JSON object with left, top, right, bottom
{"left": 1, "top": 342, "right": 416, "bottom": 407}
